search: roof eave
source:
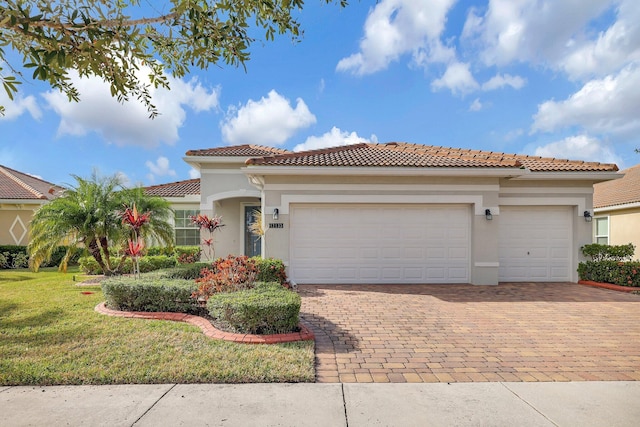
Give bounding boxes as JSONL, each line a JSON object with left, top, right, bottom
{"left": 594, "top": 201, "right": 640, "bottom": 213}
{"left": 508, "top": 171, "right": 622, "bottom": 181}
{"left": 242, "top": 165, "right": 528, "bottom": 177}
{"left": 183, "top": 155, "right": 252, "bottom": 169}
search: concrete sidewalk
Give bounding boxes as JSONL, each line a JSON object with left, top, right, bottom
{"left": 1, "top": 382, "right": 639, "bottom": 426}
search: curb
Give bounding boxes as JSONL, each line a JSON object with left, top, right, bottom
{"left": 95, "top": 302, "right": 315, "bottom": 344}
{"left": 577, "top": 280, "right": 638, "bottom": 293}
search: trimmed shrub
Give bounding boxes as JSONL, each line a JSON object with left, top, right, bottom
{"left": 161, "top": 262, "right": 213, "bottom": 280}
{"left": 193, "top": 255, "right": 258, "bottom": 301}
{"left": 146, "top": 246, "right": 201, "bottom": 263}
{"left": 206, "top": 282, "right": 301, "bottom": 334}
{"left": 253, "top": 257, "right": 288, "bottom": 286}
{"left": 580, "top": 243, "right": 635, "bottom": 262}
{"left": 0, "top": 246, "right": 28, "bottom": 269}
{"left": 578, "top": 260, "right": 640, "bottom": 287}
{"left": 101, "top": 276, "right": 201, "bottom": 314}
{"left": 79, "top": 255, "right": 177, "bottom": 275}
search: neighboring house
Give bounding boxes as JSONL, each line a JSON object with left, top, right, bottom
{"left": 0, "top": 165, "right": 63, "bottom": 246}
{"left": 593, "top": 163, "right": 640, "bottom": 259}
{"left": 183, "top": 142, "right": 619, "bottom": 285}
{"left": 144, "top": 178, "right": 201, "bottom": 246}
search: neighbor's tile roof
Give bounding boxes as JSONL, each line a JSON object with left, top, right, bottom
{"left": 593, "top": 164, "right": 640, "bottom": 208}
{"left": 0, "top": 165, "right": 63, "bottom": 201}
{"left": 245, "top": 142, "right": 619, "bottom": 172}
{"left": 144, "top": 178, "right": 200, "bottom": 198}
{"left": 186, "top": 144, "right": 291, "bottom": 157}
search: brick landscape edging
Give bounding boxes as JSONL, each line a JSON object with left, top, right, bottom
{"left": 577, "top": 280, "right": 638, "bottom": 293}
{"left": 95, "top": 302, "right": 314, "bottom": 344}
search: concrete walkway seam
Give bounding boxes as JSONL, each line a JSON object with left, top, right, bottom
{"left": 132, "top": 384, "right": 177, "bottom": 426}
{"left": 501, "top": 382, "right": 559, "bottom": 427}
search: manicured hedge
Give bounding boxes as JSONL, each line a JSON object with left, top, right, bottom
{"left": 207, "top": 282, "right": 301, "bottom": 334}
{"left": 79, "top": 255, "right": 178, "bottom": 275}
{"left": 253, "top": 257, "right": 288, "bottom": 285}
{"left": 0, "top": 246, "right": 28, "bottom": 269}
{"left": 578, "top": 260, "right": 640, "bottom": 287}
{"left": 101, "top": 276, "right": 201, "bottom": 314}
{"left": 146, "top": 246, "right": 201, "bottom": 261}
{"left": 161, "top": 262, "right": 213, "bottom": 280}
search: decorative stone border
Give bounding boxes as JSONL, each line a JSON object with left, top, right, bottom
{"left": 95, "top": 302, "right": 314, "bottom": 344}
{"left": 578, "top": 280, "right": 639, "bottom": 293}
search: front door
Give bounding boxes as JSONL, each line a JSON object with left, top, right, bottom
{"left": 244, "top": 205, "right": 261, "bottom": 258}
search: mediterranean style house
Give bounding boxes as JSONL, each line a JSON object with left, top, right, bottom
{"left": 0, "top": 165, "right": 63, "bottom": 245}
{"left": 182, "top": 142, "right": 620, "bottom": 286}
{"left": 593, "top": 163, "right": 640, "bottom": 259}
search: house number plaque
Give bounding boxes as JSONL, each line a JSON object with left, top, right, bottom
{"left": 269, "top": 223, "right": 284, "bottom": 229}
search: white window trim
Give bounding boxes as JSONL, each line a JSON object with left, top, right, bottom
{"left": 594, "top": 216, "right": 610, "bottom": 245}
{"left": 174, "top": 209, "right": 200, "bottom": 246}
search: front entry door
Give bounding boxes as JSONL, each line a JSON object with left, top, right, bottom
{"left": 244, "top": 205, "right": 261, "bottom": 258}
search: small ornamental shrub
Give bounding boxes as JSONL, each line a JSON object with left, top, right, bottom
{"left": 0, "top": 246, "right": 29, "bottom": 269}
{"left": 101, "top": 276, "right": 201, "bottom": 314}
{"left": 578, "top": 260, "right": 640, "bottom": 287}
{"left": 161, "top": 262, "right": 213, "bottom": 280}
{"left": 580, "top": 243, "right": 635, "bottom": 262}
{"left": 193, "top": 255, "right": 258, "bottom": 301}
{"left": 79, "top": 255, "right": 177, "bottom": 275}
{"left": 207, "top": 282, "right": 301, "bottom": 334}
{"left": 253, "top": 257, "right": 288, "bottom": 286}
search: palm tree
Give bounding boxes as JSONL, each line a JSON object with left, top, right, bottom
{"left": 28, "top": 172, "right": 174, "bottom": 274}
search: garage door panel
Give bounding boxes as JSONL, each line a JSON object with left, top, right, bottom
{"left": 290, "top": 204, "right": 470, "bottom": 284}
{"left": 499, "top": 206, "right": 572, "bottom": 282}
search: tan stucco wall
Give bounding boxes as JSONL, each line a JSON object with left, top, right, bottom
{"left": 606, "top": 208, "right": 640, "bottom": 260}
{"left": 0, "top": 206, "right": 39, "bottom": 246}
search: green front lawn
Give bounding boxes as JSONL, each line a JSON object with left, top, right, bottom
{"left": 0, "top": 268, "right": 314, "bottom": 385}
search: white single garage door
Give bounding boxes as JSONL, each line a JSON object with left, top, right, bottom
{"left": 498, "top": 206, "right": 572, "bottom": 282}
{"left": 289, "top": 204, "right": 470, "bottom": 284}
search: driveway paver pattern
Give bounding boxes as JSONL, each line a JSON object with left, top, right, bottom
{"left": 299, "top": 283, "right": 640, "bottom": 383}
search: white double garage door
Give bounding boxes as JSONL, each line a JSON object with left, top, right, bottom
{"left": 289, "top": 204, "right": 572, "bottom": 284}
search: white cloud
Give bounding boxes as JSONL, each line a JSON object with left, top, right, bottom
{"left": 189, "top": 168, "right": 200, "bottom": 179}
{"left": 293, "top": 127, "right": 378, "bottom": 152}
{"left": 336, "top": 0, "right": 457, "bottom": 75}
{"left": 469, "top": 98, "right": 483, "bottom": 112}
{"left": 504, "top": 128, "right": 524, "bottom": 141}
{"left": 532, "top": 65, "right": 640, "bottom": 138}
{"left": 41, "top": 69, "right": 219, "bottom": 147}
{"left": 431, "top": 62, "right": 479, "bottom": 95}
{"left": 560, "top": 0, "right": 640, "bottom": 79}
{"left": 145, "top": 156, "right": 176, "bottom": 183}
{"left": 482, "top": 73, "right": 526, "bottom": 91}
{"left": 463, "top": 0, "right": 615, "bottom": 70}
{"left": 0, "top": 91, "right": 41, "bottom": 121}
{"left": 220, "top": 90, "right": 316, "bottom": 146}
{"left": 533, "top": 135, "right": 622, "bottom": 165}
{"left": 463, "top": 0, "right": 640, "bottom": 81}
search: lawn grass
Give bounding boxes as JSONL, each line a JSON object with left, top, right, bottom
{"left": 0, "top": 268, "right": 314, "bottom": 385}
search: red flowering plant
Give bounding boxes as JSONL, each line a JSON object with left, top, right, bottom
{"left": 190, "top": 214, "right": 225, "bottom": 261}
{"left": 192, "top": 255, "right": 258, "bottom": 301}
{"left": 120, "top": 203, "right": 151, "bottom": 278}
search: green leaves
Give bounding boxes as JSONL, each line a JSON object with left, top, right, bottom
{"left": 0, "top": 0, "right": 348, "bottom": 116}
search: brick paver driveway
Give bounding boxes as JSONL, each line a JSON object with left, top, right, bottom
{"left": 298, "top": 283, "right": 640, "bottom": 383}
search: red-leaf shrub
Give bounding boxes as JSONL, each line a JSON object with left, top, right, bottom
{"left": 193, "top": 255, "right": 258, "bottom": 301}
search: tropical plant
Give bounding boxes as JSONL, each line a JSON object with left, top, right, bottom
{"left": 190, "top": 213, "right": 224, "bottom": 261}
{"left": 0, "top": 0, "right": 347, "bottom": 116}
{"left": 28, "top": 172, "right": 174, "bottom": 274}
{"left": 120, "top": 203, "right": 150, "bottom": 278}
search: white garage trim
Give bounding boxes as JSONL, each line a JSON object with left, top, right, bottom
{"left": 498, "top": 197, "right": 586, "bottom": 217}
{"left": 289, "top": 204, "right": 471, "bottom": 284}
{"left": 278, "top": 194, "right": 486, "bottom": 215}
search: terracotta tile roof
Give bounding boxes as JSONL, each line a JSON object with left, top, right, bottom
{"left": 0, "top": 165, "right": 63, "bottom": 201}
{"left": 144, "top": 178, "right": 200, "bottom": 198}
{"left": 593, "top": 164, "right": 640, "bottom": 208}
{"left": 245, "top": 142, "right": 619, "bottom": 172}
{"left": 185, "top": 144, "right": 291, "bottom": 157}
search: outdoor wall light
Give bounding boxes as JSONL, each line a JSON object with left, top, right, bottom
{"left": 584, "top": 211, "right": 592, "bottom": 222}
{"left": 273, "top": 208, "right": 279, "bottom": 220}
{"left": 485, "top": 209, "right": 492, "bottom": 220}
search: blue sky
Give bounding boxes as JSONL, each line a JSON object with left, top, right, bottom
{"left": 1, "top": 0, "right": 639, "bottom": 187}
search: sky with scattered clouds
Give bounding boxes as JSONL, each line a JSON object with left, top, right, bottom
{"left": 1, "top": 0, "right": 639, "bottom": 186}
